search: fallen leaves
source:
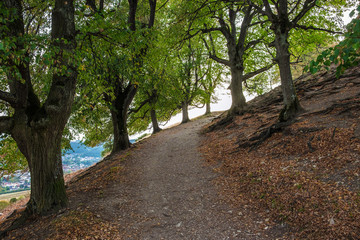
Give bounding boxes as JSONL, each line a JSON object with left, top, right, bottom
{"left": 201, "top": 65, "right": 360, "bottom": 239}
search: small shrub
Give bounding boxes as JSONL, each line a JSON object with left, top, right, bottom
{"left": 10, "top": 198, "right": 17, "bottom": 204}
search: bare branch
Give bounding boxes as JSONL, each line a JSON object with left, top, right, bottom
{"left": 236, "top": 6, "right": 254, "bottom": 53}
{"left": 148, "top": 0, "right": 156, "bottom": 28}
{"left": 217, "top": 16, "right": 231, "bottom": 40}
{"left": 201, "top": 27, "right": 224, "bottom": 34}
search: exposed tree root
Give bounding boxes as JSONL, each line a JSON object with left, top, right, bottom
{"left": 205, "top": 114, "right": 234, "bottom": 132}
{"left": 0, "top": 207, "right": 31, "bottom": 238}
{"left": 237, "top": 120, "right": 295, "bottom": 152}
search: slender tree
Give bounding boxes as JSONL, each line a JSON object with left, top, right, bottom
{"left": 182, "top": 1, "right": 274, "bottom": 115}
{"left": 73, "top": 0, "right": 158, "bottom": 152}
{"left": 249, "top": 0, "right": 347, "bottom": 121}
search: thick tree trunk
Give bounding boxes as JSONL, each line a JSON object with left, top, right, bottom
{"left": 150, "top": 108, "right": 161, "bottom": 133}
{"left": 6, "top": 0, "right": 77, "bottom": 216}
{"left": 181, "top": 102, "right": 190, "bottom": 123}
{"left": 111, "top": 108, "right": 130, "bottom": 152}
{"left": 25, "top": 132, "right": 67, "bottom": 214}
{"left": 110, "top": 84, "right": 137, "bottom": 153}
{"left": 274, "top": 31, "right": 302, "bottom": 121}
{"left": 229, "top": 67, "right": 247, "bottom": 115}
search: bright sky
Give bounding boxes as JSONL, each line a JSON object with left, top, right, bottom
{"left": 129, "top": 85, "right": 254, "bottom": 140}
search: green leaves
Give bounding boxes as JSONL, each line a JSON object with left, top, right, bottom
{"left": 307, "top": 6, "right": 360, "bottom": 77}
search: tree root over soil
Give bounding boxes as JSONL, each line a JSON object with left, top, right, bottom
{"left": 205, "top": 114, "right": 234, "bottom": 132}
{"left": 235, "top": 120, "right": 296, "bottom": 152}
{"left": 0, "top": 207, "right": 31, "bottom": 238}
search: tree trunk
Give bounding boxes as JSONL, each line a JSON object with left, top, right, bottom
{"left": 110, "top": 84, "right": 137, "bottom": 153}
{"left": 111, "top": 108, "right": 130, "bottom": 152}
{"left": 274, "top": 30, "right": 302, "bottom": 121}
{"left": 6, "top": 0, "right": 77, "bottom": 216}
{"left": 181, "top": 102, "right": 190, "bottom": 123}
{"left": 150, "top": 108, "right": 161, "bottom": 133}
{"left": 229, "top": 67, "right": 247, "bottom": 115}
{"left": 205, "top": 102, "right": 211, "bottom": 115}
{"left": 25, "top": 131, "right": 67, "bottom": 214}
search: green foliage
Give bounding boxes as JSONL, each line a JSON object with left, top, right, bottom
{"left": 306, "top": 6, "right": 360, "bottom": 77}
{"left": 9, "top": 197, "right": 17, "bottom": 203}
{"left": 0, "top": 135, "right": 27, "bottom": 177}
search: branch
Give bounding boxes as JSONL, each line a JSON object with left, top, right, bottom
{"left": 201, "top": 27, "right": 223, "bottom": 34}
{"left": 0, "top": 91, "right": 17, "bottom": 105}
{"left": 292, "top": 0, "right": 317, "bottom": 25}
{"left": 261, "top": 0, "right": 274, "bottom": 21}
{"left": 243, "top": 63, "right": 275, "bottom": 80}
{"left": 86, "top": 0, "right": 98, "bottom": 12}
{"left": 293, "top": 24, "right": 343, "bottom": 34}
{"left": 0, "top": 117, "right": 14, "bottom": 134}
{"left": 156, "top": 0, "right": 169, "bottom": 11}
{"left": 129, "top": 98, "right": 151, "bottom": 114}
{"left": 245, "top": 39, "right": 262, "bottom": 51}
{"left": 210, "top": 54, "right": 231, "bottom": 67}
{"left": 217, "top": 16, "right": 231, "bottom": 40}
{"left": 236, "top": 6, "right": 254, "bottom": 53}
{"left": 148, "top": 0, "right": 156, "bottom": 28}
{"left": 202, "top": 32, "right": 231, "bottom": 67}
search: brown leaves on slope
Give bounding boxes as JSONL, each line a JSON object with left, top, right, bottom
{"left": 201, "top": 66, "right": 360, "bottom": 239}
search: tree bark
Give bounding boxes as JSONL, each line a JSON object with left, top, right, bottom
{"left": 181, "top": 102, "right": 190, "bottom": 123}
{"left": 229, "top": 67, "right": 247, "bottom": 115}
{"left": 110, "top": 84, "right": 137, "bottom": 153}
{"left": 205, "top": 102, "right": 211, "bottom": 115}
{"left": 111, "top": 108, "right": 131, "bottom": 152}
{"left": 5, "top": 0, "right": 77, "bottom": 215}
{"left": 273, "top": 29, "right": 302, "bottom": 121}
{"left": 150, "top": 108, "right": 161, "bottom": 133}
{"left": 25, "top": 131, "right": 67, "bottom": 214}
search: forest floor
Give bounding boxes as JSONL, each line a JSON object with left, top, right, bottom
{"left": 0, "top": 65, "right": 359, "bottom": 239}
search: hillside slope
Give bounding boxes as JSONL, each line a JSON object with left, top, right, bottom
{"left": 1, "top": 116, "right": 278, "bottom": 239}
{"left": 201, "top": 65, "right": 360, "bottom": 239}
{"left": 0, "top": 65, "right": 359, "bottom": 239}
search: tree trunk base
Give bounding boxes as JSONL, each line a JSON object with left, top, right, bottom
{"left": 152, "top": 128, "right": 162, "bottom": 134}
{"left": 205, "top": 114, "right": 234, "bottom": 132}
{"left": 228, "top": 104, "right": 247, "bottom": 116}
{"left": 279, "top": 98, "right": 303, "bottom": 122}
{"left": 181, "top": 119, "right": 190, "bottom": 124}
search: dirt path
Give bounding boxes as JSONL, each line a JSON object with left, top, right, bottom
{"left": 2, "top": 116, "right": 272, "bottom": 239}
{"left": 94, "top": 116, "right": 270, "bottom": 239}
